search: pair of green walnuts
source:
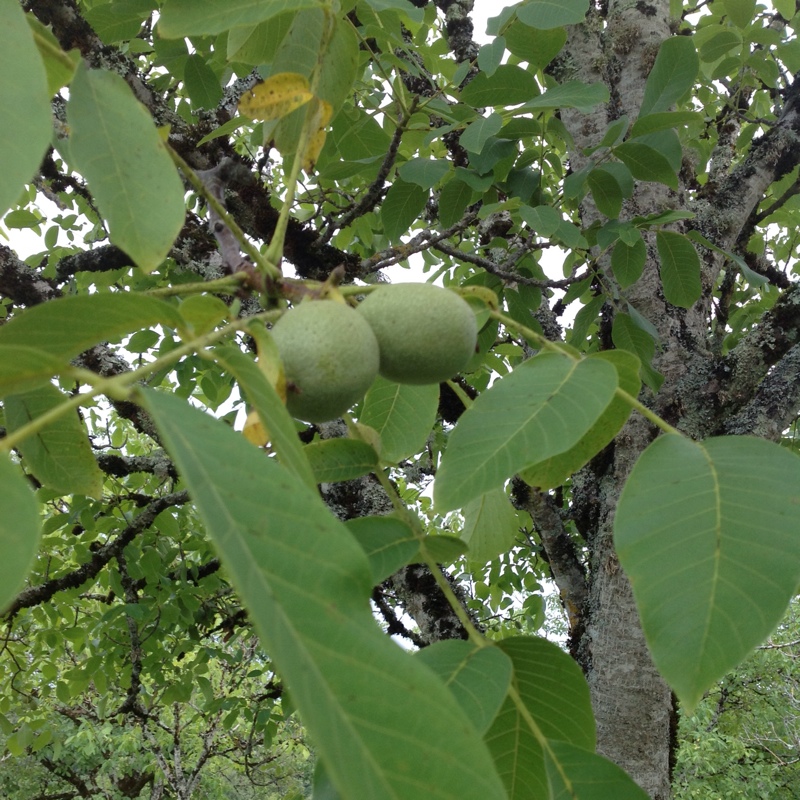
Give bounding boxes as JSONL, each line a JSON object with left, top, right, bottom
{"left": 271, "top": 283, "right": 478, "bottom": 423}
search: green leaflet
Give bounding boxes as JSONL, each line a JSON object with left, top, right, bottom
{"left": 485, "top": 636, "right": 595, "bottom": 799}
{"left": 304, "top": 438, "right": 379, "bottom": 483}
{"left": 67, "top": 63, "right": 185, "bottom": 273}
{"left": 615, "top": 434, "right": 800, "bottom": 710}
{"left": 0, "top": 293, "right": 183, "bottom": 361}
{"left": 359, "top": 378, "right": 439, "bottom": 464}
{"left": 520, "top": 350, "right": 640, "bottom": 490}
{"left": 639, "top": 36, "right": 699, "bottom": 116}
{"left": 5, "top": 384, "right": 103, "bottom": 498}
{"left": 159, "top": 0, "right": 317, "bottom": 37}
{"left": 435, "top": 354, "right": 617, "bottom": 512}
{"left": 545, "top": 741, "right": 650, "bottom": 799}
{"left": 0, "top": 454, "right": 42, "bottom": 613}
{"left": 0, "top": 0, "right": 52, "bottom": 216}
{"left": 137, "top": 387, "right": 506, "bottom": 800}
{"left": 416, "top": 641, "right": 513, "bottom": 736}
{"left": 656, "top": 230, "right": 702, "bottom": 308}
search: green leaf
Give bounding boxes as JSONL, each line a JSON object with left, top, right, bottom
{"left": 398, "top": 158, "right": 451, "bottom": 190}
{"left": 519, "top": 204, "right": 561, "bottom": 237}
{"left": 0, "top": 346, "right": 68, "bottom": 398}
{"left": 184, "top": 54, "right": 223, "bottom": 110}
{"left": 699, "top": 28, "right": 743, "bottom": 62}
{"left": 159, "top": 0, "right": 318, "bottom": 37}
{"left": 5, "top": 384, "right": 103, "bottom": 498}
{"left": 226, "top": 12, "right": 296, "bottom": 64}
{"left": 460, "top": 113, "right": 503, "bottom": 154}
{"left": 545, "top": 741, "right": 650, "bottom": 799}
{"left": 505, "top": 22, "right": 566, "bottom": 69}
{"left": 521, "top": 81, "right": 609, "bottom": 113}
{"left": 615, "top": 434, "right": 800, "bottom": 711}
{"left": 462, "top": 487, "right": 521, "bottom": 564}
{"left": 629, "top": 111, "right": 704, "bottom": 138}
{"left": 0, "top": 455, "right": 42, "bottom": 612}
{"left": 520, "top": 351, "right": 640, "bottom": 490}
{"left": 359, "top": 377, "right": 439, "bottom": 464}
{"left": 304, "top": 439, "right": 379, "bottom": 483}
{"left": 67, "top": 64, "right": 186, "bottom": 273}
{"left": 656, "top": 230, "right": 702, "bottom": 308}
{"left": 614, "top": 142, "right": 678, "bottom": 189}
{"left": 84, "top": 0, "right": 156, "bottom": 43}
{"left": 438, "top": 177, "right": 475, "bottom": 228}
{"left": 137, "top": 387, "right": 506, "bottom": 799}
{"left": 611, "top": 236, "right": 647, "bottom": 288}
{"left": 460, "top": 65, "right": 538, "bottom": 107}
{"left": 344, "top": 516, "right": 419, "bottom": 585}
{"left": 0, "top": 293, "right": 183, "bottom": 361}
{"left": 210, "top": 343, "right": 317, "bottom": 491}
{"left": 485, "top": 637, "right": 595, "bottom": 799}
{"left": 27, "top": 16, "right": 79, "bottom": 96}
{"left": 721, "top": 0, "right": 756, "bottom": 28}
{"left": 639, "top": 36, "right": 699, "bottom": 116}
{"left": 435, "top": 354, "right": 618, "bottom": 512}
{"left": 364, "top": 0, "right": 424, "bottom": 23}
{"left": 423, "top": 534, "right": 469, "bottom": 564}
{"left": 416, "top": 642, "right": 513, "bottom": 736}
{"left": 478, "top": 37, "right": 506, "bottom": 76}
{"left": 381, "top": 179, "right": 428, "bottom": 241}
{"left": 587, "top": 168, "right": 623, "bottom": 218}
{"left": 611, "top": 312, "right": 663, "bottom": 392}
{"left": 685, "top": 229, "right": 769, "bottom": 287}
{"left": 0, "top": 0, "right": 52, "bottom": 216}
{"left": 516, "top": 0, "right": 590, "bottom": 29}
{"left": 317, "top": 16, "right": 360, "bottom": 111}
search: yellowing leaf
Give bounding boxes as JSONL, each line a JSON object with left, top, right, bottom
{"left": 238, "top": 72, "right": 312, "bottom": 121}
{"left": 302, "top": 97, "right": 333, "bottom": 172}
{"left": 243, "top": 410, "right": 269, "bottom": 446}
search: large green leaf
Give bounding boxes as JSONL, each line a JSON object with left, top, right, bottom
{"left": 485, "top": 636, "right": 595, "bottom": 799}
{"left": 0, "top": 0, "right": 52, "bottom": 216}
{"left": 0, "top": 346, "right": 68, "bottom": 398}
{"left": 137, "top": 388, "right": 506, "bottom": 800}
{"left": 359, "top": 378, "right": 439, "bottom": 464}
{"left": 159, "top": 0, "right": 317, "bottom": 37}
{"left": 435, "top": 354, "right": 618, "bottom": 512}
{"left": 462, "top": 487, "right": 521, "bottom": 564}
{"left": 656, "top": 230, "right": 702, "bottom": 308}
{"left": 0, "top": 455, "right": 42, "bottom": 612}
{"left": 611, "top": 237, "right": 647, "bottom": 289}
{"left": 416, "top": 641, "right": 513, "bottom": 736}
{"left": 520, "top": 351, "right": 640, "bottom": 490}
{"left": 5, "top": 384, "right": 103, "bottom": 498}
{"left": 721, "top": 0, "right": 756, "bottom": 28}
{"left": 67, "top": 64, "right": 186, "bottom": 273}
{"left": 639, "top": 36, "right": 699, "bottom": 116}
{"left": 545, "top": 741, "right": 650, "bottom": 799}
{"left": 0, "top": 293, "right": 182, "bottom": 361}
{"left": 615, "top": 434, "right": 800, "bottom": 710}
{"left": 516, "top": 0, "right": 589, "bottom": 29}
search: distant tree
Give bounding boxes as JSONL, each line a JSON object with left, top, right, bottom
{"left": 3, "top": 1, "right": 800, "bottom": 799}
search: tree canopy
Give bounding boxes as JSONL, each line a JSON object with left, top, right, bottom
{"left": 3, "top": 0, "right": 800, "bottom": 798}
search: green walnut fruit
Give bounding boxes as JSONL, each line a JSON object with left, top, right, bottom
{"left": 356, "top": 283, "right": 477, "bottom": 385}
{"left": 271, "top": 300, "right": 379, "bottom": 423}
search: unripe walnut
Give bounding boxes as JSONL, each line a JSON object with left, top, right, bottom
{"left": 357, "top": 283, "right": 477, "bottom": 385}
{"left": 271, "top": 301, "right": 379, "bottom": 423}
